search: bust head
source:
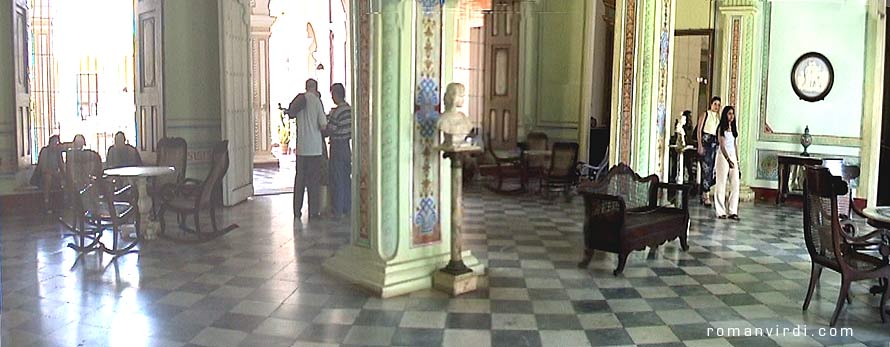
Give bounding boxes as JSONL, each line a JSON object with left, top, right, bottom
{"left": 443, "top": 83, "right": 466, "bottom": 112}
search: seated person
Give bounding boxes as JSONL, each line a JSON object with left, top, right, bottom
{"left": 30, "top": 135, "right": 64, "bottom": 214}
{"left": 106, "top": 132, "right": 142, "bottom": 169}
{"left": 70, "top": 134, "right": 86, "bottom": 150}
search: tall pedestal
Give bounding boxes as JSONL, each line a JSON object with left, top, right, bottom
{"left": 433, "top": 146, "right": 482, "bottom": 296}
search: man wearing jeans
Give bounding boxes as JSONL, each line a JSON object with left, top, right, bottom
{"left": 327, "top": 83, "right": 352, "bottom": 218}
{"left": 292, "top": 79, "right": 328, "bottom": 219}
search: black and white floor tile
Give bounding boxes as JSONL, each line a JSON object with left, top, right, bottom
{"left": 1, "top": 185, "right": 889, "bottom": 346}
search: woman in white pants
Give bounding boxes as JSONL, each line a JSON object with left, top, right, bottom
{"left": 715, "top": 106, "right": 740, "bottom": 220}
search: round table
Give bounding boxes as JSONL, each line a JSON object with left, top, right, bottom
{"left": 104, "top": 166, "right": 175, "bottom": 240}
{"left": 861, "top": 207, "right": 890, "bottom": 310}
{"left": 862, "top": 207, "right": 890, "bottom": 230}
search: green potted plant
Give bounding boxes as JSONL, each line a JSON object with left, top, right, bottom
{"left": 278, "top": 105, "right": 292, "bottom": 155}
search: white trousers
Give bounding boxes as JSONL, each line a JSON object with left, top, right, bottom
{"left": 714, "top": 152, "right": 740, "bottom": 217}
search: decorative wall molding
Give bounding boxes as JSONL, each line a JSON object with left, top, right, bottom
{"left": 634, "top": 0, "right": 654, "bottom": 172}
{"left": 618, "top": 0, "right": 637, "bottom": 165}
{"left": 412, "top": 0, "right": 444, "bottom": 247}
{"left": 755, "top": 3, "right": 860, "bottom": 147}
{"left": 754, "top": 148, "right": 858, "bottom": 181}
{"left": 728, "top": 17, "right": 741, "bottom": 107}
{"left": 357, "top": 0, "right": 372, "bottom": 247}
{"left": 654, "top": 0, "right": 672, "bottom": 177}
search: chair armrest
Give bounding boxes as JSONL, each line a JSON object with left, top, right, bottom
{"left": 841, "top": 224, "right": 887, "bottom": 246}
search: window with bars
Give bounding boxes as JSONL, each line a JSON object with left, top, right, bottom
{"left": 77, "top": 73, "right": 98, "bottom": 119}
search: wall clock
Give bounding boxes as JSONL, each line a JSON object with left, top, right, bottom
{"left": 790, "top": 52, "right": 834, "bottom": 102}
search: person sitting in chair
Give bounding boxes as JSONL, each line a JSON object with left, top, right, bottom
{"left": 106, "top": 132, "right": 142, "bottom": 169}
{"left": 31, "top": 135, "right": 64, "bottom": 214}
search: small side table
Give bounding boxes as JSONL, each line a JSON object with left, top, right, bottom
{"left": 775, "top": 155, "right": 841, "bottom": 205}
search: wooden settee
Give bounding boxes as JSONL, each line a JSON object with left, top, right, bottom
{"left": 578, "top": 163, "right": 690, "bottom": 275}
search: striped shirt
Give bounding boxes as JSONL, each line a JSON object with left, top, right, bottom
{"left": 328, "top": 104, "right": 352, "bottom": 141}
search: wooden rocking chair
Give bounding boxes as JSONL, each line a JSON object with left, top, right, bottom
{"left": 158, "top": 141, "right": 238, "bottom": 242}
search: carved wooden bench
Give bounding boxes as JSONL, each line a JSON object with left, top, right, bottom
{"left": 578, "top": 163, "right": 690, "bottom": 275}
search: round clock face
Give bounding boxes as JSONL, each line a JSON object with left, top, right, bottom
{"left": 791, "top": 52, "right": 834, "bottom": 102}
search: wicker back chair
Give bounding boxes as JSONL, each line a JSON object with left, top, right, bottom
{"left": 801, "top": 165, "right": 889, "bottom": 326}
{"left": 158, "top": 141, "right": 238, "bottom": 241}
{"left": 154, "top": 137, "right": 187, "bottom": 186}
{"left": 542, "top": 142, "right": 579, "bottom": 199}
{"left": 480, "top": 132, "right": 526, "bottom": 193}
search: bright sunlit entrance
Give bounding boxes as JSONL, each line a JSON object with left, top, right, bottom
{"left": 28, "top": 0, "right": 136, "bottom": 160}
{"left": 252, "top": 0, "right": 352, "bottom": 196}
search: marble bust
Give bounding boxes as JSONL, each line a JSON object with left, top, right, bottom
{"left": 438, "top": 83, "right": 474, "bottom": 148}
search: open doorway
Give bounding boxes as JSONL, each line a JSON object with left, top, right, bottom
{"left": 667, "top": 2, "right": 717, "bottom": 190}
{"left": 27, "top": 0, "right": 136, "bottom": 160}
{"left": 251, "top": 0, "right": 352, "bottom": 196}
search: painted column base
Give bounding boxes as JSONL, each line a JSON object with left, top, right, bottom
{"left": 433, "top": 269, "right": 479, "bottom": 297}
{"left": 323, "top": 245, "right": 484, "bottom": 298}
{"left": 739, "top": 185, "right": 756, "bottom": 202}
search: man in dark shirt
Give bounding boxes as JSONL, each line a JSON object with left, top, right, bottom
{"left": 106, "top": 132, "right": 143, "bottom": 169}
{"left": 31, "top": 135, "right": 63, "bottom": 214}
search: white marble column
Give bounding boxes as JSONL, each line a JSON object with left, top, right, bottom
{"left": 717, "top": 0, "right": 759, "bottom": 202}
{"left": 323, "top": 0, "right": 483, "bottom": 298}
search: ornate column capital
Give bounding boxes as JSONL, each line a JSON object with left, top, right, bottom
{"left": 718, "top": 0, "right": 758, "bottom": 16}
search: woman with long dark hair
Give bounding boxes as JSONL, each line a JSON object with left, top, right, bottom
{"left": 697, "top": 96, "right": 721, "bottom": 206}
{"left": 714, "top": 106, "right": 740, "bottom": 220}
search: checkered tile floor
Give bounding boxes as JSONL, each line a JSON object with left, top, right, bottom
{"left": 2, "top": 185, "right": 889, "bottom": 346}
{"left": 253, "top": 164, "right": 295, "bottom": 196}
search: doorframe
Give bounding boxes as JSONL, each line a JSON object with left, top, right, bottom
{"left": 578, "top": 0, "right": 598, "bottom": 163}
{"left": 672, "top": 28, "right": 716, "bottom": 123}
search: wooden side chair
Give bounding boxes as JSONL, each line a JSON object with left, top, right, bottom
{"left": 82, "top": 175, "right": 141, "bottom": 256}
{"left": 542, "top": 142, "right": 579, "bottom": 200}
{"left": 525, "top": 132, "right": 549, "bottom": 188}
{"left": 481, "top": 132, "right": 526, "bottom": 194}
{"left": 801, "top": 165, "right": 889, "bottom": 326}
{"left": 61, "top": 149, "right": 105, "bottom": 253}
{"left": 158, "top": 141, "right": 238, "bottom": 242}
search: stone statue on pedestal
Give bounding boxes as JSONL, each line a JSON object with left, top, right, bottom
{"left": 438, "top": 83, "right": 474, "bottom": 148}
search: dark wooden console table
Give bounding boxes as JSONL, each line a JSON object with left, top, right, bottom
{"left": 775, "top": 154, "right": 843, "bottom": 205}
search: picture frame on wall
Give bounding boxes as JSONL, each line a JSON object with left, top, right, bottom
{"left": 790, "top": 52, "right": 834, "bottom": 102}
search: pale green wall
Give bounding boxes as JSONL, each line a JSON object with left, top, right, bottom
{"left": 675, "top": 0, "right": 711, "bottom": 30}
{"left": 1, "top": 0, "right": 21, "bottom": 194}
{"left": 764, "top": 1, "right": 866, "bottom": 138}
{"left": 163, "top": 0, "right": 221, "bottom": 179}
{"left": 535, "top": 0, "right": 587, "bottom": 140}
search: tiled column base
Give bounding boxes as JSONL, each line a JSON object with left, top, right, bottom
{"left": 323, "top": 246, "right": 484, "bottom": 298}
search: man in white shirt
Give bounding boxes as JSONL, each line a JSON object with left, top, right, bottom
{"left": 292, "top": 79, "right": 328, "bottom": 219}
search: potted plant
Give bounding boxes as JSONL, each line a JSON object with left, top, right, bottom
{"left": 278, "top": 104, "right": 292, "bottom": 155}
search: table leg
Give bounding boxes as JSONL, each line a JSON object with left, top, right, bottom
{"left": 776, "top": 163, "right": 785, "bottom": 205}
{"left": 136, "top": 178, "right": 158, "bottom": 240}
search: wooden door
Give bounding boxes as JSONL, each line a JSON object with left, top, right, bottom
{"left": 483, "top": 0, "right": 520, "bottom": 150}
{"left": 219, "top": 0, "right": 254, "bottom": 205}
{"left": 13, "top": 0, "right": 31, "bottom": 168}
{"left": 135, "top": 0, "right": 164, "bottom": 159}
